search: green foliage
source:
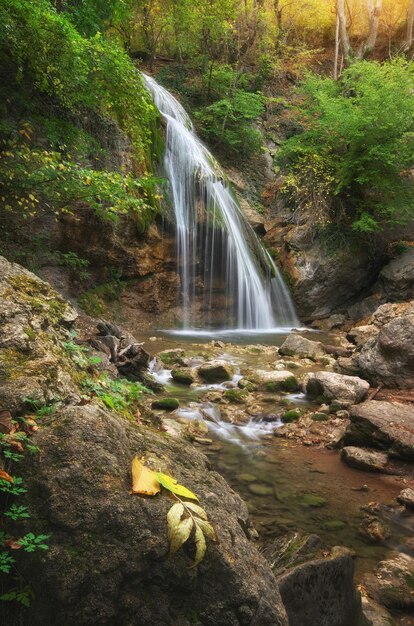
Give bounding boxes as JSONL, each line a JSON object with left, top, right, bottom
{"left": 18, "top": 533, "right": 49, "bottom": 553}
{"left": 81, "top": 373, "right": 150, "bottom": 413}
{"left": 278, "top": 60, "right": 414, "bottom": 236}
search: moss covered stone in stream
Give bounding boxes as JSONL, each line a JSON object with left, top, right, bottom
{"left": 265, "top": 376, "right": 299, "bottom": 393}
{"left": 152, "top": 397, "right": 180, "bottom": 411}
{"left": 223, "top": 389, "right": 248, "bottom": 403}
{"left": 300, "top": 494, "right": 327, "bottom": 508}
{"left": 312, "top": 412, "right": 330, "bottom": 422}
{"left": 283, "top": 409, "right": 301, "bottom": 423}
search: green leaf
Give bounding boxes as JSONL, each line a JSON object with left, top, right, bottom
{"left": 156, "top": 473, "right": 198, "bottom": 501}
{"left": 192, "top": 524, "right": 206, "bottom": 567}
{"left": 196, "top": 519, "right": 216, "bottom": 541}
{"left": 169, "top": 517, "right": 194, "bottom": 555}
{"left": 185, "top": 502, "right": 208, "bottom": 520}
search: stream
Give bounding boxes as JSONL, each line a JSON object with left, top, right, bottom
{"left": 143, "top": 331, "right": 414, "bottom": 588}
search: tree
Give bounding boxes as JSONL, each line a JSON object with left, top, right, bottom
{"left": 336, "top": 0, "right": 351, "bottom": 69}
{"left": 358, "top": 0, "right": 383, "bottom": 58}
{"left": 405, "top": 0, "right": 414, "bottom": 50}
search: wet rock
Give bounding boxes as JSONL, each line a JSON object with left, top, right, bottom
{"left": 347, "top": 325, "right": 379, "bottom": 348}
{"left": 283, "top": 409, "right": 301, "bottom": 423}
{"left": 344, "top": 401, "right": 414, "bottom": 461}
{"left": 311, "top": 412, "right": 330, "bottom": 422}
{"left": 305, "top": 371, "right": 370, "bottom": 406}
{"left": 197, "top": 360, "right": 235, "bottom": 383}
{"left": 18, "top": 405, "right": 289, "bottom": 626}
{"left": 158, "top": 348, "right": 186, "bottom": 366}
{"left": 357, "top": 301, "right": 414, "bottom": 388}
{"left": 341, "top": 447, "right": 389, "bottom": 473}
{"left": 358, "top": 517, "right": 391, "bottom": 543}
{"left": 300, "top": 494, "right": 327, "bottom": 508}
{"left": 277, "top": 546, "right": 361, "bottom": 626}
{"left": 360, "top": 595, "right": 397, "bottom": 626}
{"left": 363, "top": 553, "right": 414, "bottom": 611}
{"left": 248, "top": 483, "right": 274, "bottom": 496}
{"left": 397, "top": 488, "right": 414, "bottom": 510}
{"left": 151, "top": 397, "right": 180, "bottom": 411}
{"left": 171, "top": 366, "right": 197, "bottom": 386}
{"left": 279, "top": 334, "right": 325, "bottom": 361}
{"left": 223, "top": 388, "right": 248, "bottom": 403}
{"left": 247, "top": 369, "right": 299, "bottom": 392}
{"left": 375, "top": 249, "right": 414, "bottom": 300}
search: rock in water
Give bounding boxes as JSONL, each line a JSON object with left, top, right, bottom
{"left": 396, "top": 488, "right": 414, "bottom": 510}
{"left": 197, "top": 360, "right": 235, "bottom": 383}
{"left": 305, "top": 371, "right": 370, "bottom": 406}
{"left": 344, "top": 401, "right": 414, "bottom": 461}
{"left": 279, "top": 334, "right": 325, "bottom": 360}
{"left": 277, "top": 546, "right": 361, "bottom": 626}
{"left": 341, "top": 447, "right": 389, "bottom": 473}
{"left": 363, "top": 553, "right": 414, "bottom": 611}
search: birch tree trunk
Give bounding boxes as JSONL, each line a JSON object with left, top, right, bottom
{"left": 359, "top": 0, "right": 382, "bottom": 58}
{"left": 405, "top": 0, "right": 414, "bottom": 50}
{"left": 337, "top": 0, "right": 351, "bottom": 65}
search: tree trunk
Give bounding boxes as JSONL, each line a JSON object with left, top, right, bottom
{"left": 334, "top": 13, "right": 340, "bottom": 79}
{"left": 359, "top": 0, "right": 382, "bottom": 58}
{"left": 405, "top": 0, "right": 414, "bottom": 50}
{"left": 337, "top": 0, "right": 351, "bottom": 65}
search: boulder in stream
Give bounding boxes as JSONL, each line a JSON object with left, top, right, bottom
{"left": 279, "top": 334, "right": 325, "bottom": 361}
{"left": 197, "top": 360, "right": 235, "bottom": 383}
{"left": 341, "top": 447, "right": 389, "bottom": 473}
{"left": 363, "top": 553, "right": 414, "bottom": 612}
{"left": 246, "top": 369, "right": 299, "bottom": 392}
{"left": 305, "top": 371, "right": 370, "bottom": 407}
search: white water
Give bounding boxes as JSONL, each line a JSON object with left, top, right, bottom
{"left": 143, "top": 74, "right": 299, "bottom": 331}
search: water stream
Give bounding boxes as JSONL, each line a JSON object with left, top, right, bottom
{"left": 143, "top": 74, "right": 299, "bottom": 331}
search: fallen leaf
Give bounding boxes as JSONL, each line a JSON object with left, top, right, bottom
{"left": 196, "top": 519, "right": 216, "bottom": 541}
{"left": 130, "top": 457, "right": 160, "bottom": 496}
{"left": 167, "top": 502, "right": 185, "bottom": 542}
{"left": 156, "top": 472, "right": 198, "bottom": 501}
{"left": 169, "top": 517, "right": 193, "bottom": 554}
{"left": 4, "top": 538, "right": 22, "bottom": 550}
{"left": 0, "top": 469, "right": 14, "bottom": 483}
{"left": 192, "top": 524, "right": 206, "bottom": 566}
{"left": 0, "top": 410, "right": 13, "bottom": 434}
{"left": 185, "top": 502, "right": 208, "bottom": 520}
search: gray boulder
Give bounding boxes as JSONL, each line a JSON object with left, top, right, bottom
{"left": 197, "top": 360, "right": 235, "bottom": 383}
{"left": 376, "top": 249, "right": 414, "bottom": 300}
{"left": 396, "top": 488, "right": 414, "bottom": 510}
{"left": 246, "top": 369, "right": 299, "bottom": 392}
{"left": 17, "top": 405, "right": 288, "bottom": 626}
{"left": 305, "top": 371, "right": 370, "bottom": 406}
{"left": 279, "top": 334, "right": 325, "bottom": 360}
{"left": 277, "top": 546, "right": 361, "bottom": 626}
{"left": 358, "top": 302, "right": 414, "bottom": 388}
{"left": 345, "top": 401, "right": 414, "bottom": 461}
{"left": 341, "top": 447, "right": 388, "bottom": 473}
{"left": 363, "top": 553, "right": 414, "bottom": 612}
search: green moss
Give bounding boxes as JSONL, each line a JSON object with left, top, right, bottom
{"left": 223, "top": 389, "right": 248, "bottom": 403}
{"left": 283, "top": 409, "right": 301, "bottom": 423}
{"left": 312, "top": 412, "right": 330, "bottom": 422}
{"left": 171, "top": 369, "right": 194, "bottom": 385}
{"left": 322, "top": 520, "right": 346, "bottom": 531}
{"left": 24, "top": 326, "right": 36, "bottom": 341}
{"left": 8, "top": 274, "right": 67, "bottom": 323}
{"left": 265, "top": 376, "right": 298, "bottom": 393}
{"left": 152, "top": 397, "right": 180, "bottom": 411}
{"left": 300, "top": 494, "right": 327, "bottom": 508}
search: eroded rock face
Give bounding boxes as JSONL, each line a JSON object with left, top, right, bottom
{"left": 279, "top": 334, "right": 325, "bottom": 360}
{"left": 19, "top": 405, "right": 288, "bottom": 626}
{"left": 375, "top": 249, "right": 414, "bottom": 300}
{"left": 305, "top": 371, "right": 370, "bottom": 407}
{"left": 357, "top": 302, "right": 414, "bottom": 388}
{"left": 345, "top": 401, "right": 414, "bottom": 461}
{"left": 277, "top": 546, "right": 361, "bottom": 626}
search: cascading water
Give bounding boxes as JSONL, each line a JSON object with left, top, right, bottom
{"left": 143, "top": 74, "right": 299, "bottom": 331}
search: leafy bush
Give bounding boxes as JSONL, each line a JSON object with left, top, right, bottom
{"left": 278, "top": 60, "right": 414, "bottom": 235}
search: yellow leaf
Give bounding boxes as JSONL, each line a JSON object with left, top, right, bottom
{"left": 156, "top": 472, "right": 198, "bottom": 501}
{"left": 192, "top": 524, "right": 206, "bottom": 566}
{"left": 169, "top": 516, "right": 193, "bottom": 554}
{"left": 130, "top": 457, "right": 160, "bottom": 496}
{"left": 85, "top": 176, "right": 92, "bottom": 186}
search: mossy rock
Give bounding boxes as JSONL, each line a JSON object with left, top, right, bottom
{"left": 151, "top": 397, "right": 179, "bottom": 411}
{"left": 322, "top": 520, "right": 346, "bottom": 531}
{"left": 171, "top": 368, "right": 195, "bottom": 386}
{"left": 300, "top": 494, "right": 327, "bottom": 508}
{"left": 283, "top": 409, "right": 301, "bottom": 423}
{"left": 312, "top": 412, "right": 330, "bottom": 422}
{"left": 265, "top": 376, "right": 298, "bottom": 393}
{"left": 237, "top": 379, "right": 256, "bottom": 392}
{"left": 223, "top": 389, "right": 248, "bottom": 403}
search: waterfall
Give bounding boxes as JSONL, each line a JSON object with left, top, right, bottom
{"left": 143, "top": 74, "right": 299, "bottom": 331}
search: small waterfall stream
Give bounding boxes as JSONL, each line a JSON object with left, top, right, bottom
{"left": 143, "top": 74, "right": 299, "bottom": 331}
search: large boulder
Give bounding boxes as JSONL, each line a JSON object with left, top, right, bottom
{"left": 245, "top": 369, "right": 299, "bottom": 392}
{"left": 17, "top": 405, "right": 288, "bottom": 626}
{"left": 357, "top": 302, "right": 414, "bottom": 388}
{"left": 197, "top": 360, "right": 235, "bottom": 383}
{"left": 363, "top": 553, "right": 414, "bottom": 612}
{"left": 279, "top": 334, "right": 325, "bottom": 360}
{"left": 344, "top": 401, "right": 414, "bottom": 461}
{"left": 305, "top": 371, "right": 370, "bottom": 407}
{"left": 277, "top": 546, "right": 361, "bottom": 626}
{"left": 375, "top": 249, "right": 414, "bottom": 300}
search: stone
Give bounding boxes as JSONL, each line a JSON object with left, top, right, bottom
{"left": 360, "top": 595, "right": 397, "bottom": 626}
{"left": 248, "top": 483, "right": 274, "bottom": 496}
{"left": 223, "top": 388, "right": 248, "bottom": 403}
{"left": 158, "top": 348, "right": 185, "bottom": 366}
{"left": 363, "top": 553, "right": 414, "bottom": 611}
{"left": 344, "top": 401, "right": 414, "bottom": 460}
{"left": 341, "top": 447, "right": 388, "bottom": 473}
{"left": 171, "top": 366, "right": 197, "bottom": 385}
{"left": 279, "top": 334, "right": 325, "bottom": 360}
{"left": 376, "top": 249, "right": 414, "bottom": 300}
{"left": 151, "top": 397, "right": 180, "bottom": 411}
{"left": 16, "top": 405, "right": 289, "bottom": 626}
{"left": 396, "top": 488, "right": 414, "bottom": 510}
{"left": 277, "top": 546, "right": 361, "bottom": 626}
{"left": 197, "top": 360, "right": 235, "bottom": 383}
{"left": 247, "top": 369, "right": 299, "bottom": 392}
{"left": 358, "top": 517, "right": 391, "bottom": 543}
{"left": 283, "top": 409, "right": 301, "bottom": 423}
{"left": 305, "top": 371, "right": 370, "bottom": 406}
{"left": 357, "top": 302, "right": 414, "bottom": 388}
{"left": 347, "top": 324, "right": 379, "bottom": 348}
{"left": 300, "top": 494, "right": 327, "bottom": 508}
